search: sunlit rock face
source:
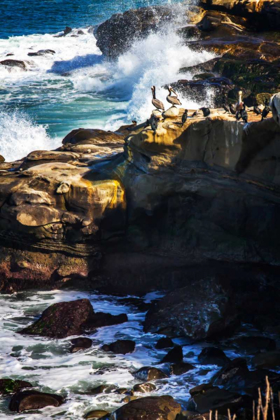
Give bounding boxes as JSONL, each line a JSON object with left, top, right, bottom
{"left": 0, "top": 112, "right": 280, "bottom": 294}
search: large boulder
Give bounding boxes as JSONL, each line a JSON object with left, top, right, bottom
{"left": 144, "top": 278, "right": 237, "bottom": 340}
{"left": 113, "top": 396, "right": 181, "bottom": 420}
{"left": 19, "top": 299, "right": 127, "bottom": 338}
{"left": 0, "top": 379, "right": 32, "bottom": 395}
{"left": 95, "top": 5, "right": 176, "bottom": 58}
{"left": 9, "top": 390, "right": 64, "bottom": 412}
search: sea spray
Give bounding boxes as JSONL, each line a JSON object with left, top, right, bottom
{"left": 0, "top": 110, "right": 60, "bottom": 161}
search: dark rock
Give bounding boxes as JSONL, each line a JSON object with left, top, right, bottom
{"left": 64, "top": 26, "right": 72, "bottom": 35}
{"left": 28, "top": 49, "right": 55, "bottom": 57}
{"left": 155, "top": 337, "right": 174, "bottom": 349}
{"left": 89, "top": 385, "right": 109, "bottom": 395}
{"left": 232, "top": 336, "right": 276, "bottom": 354}
{"left": 19, "top": 299, "right": 94, "bottom": 338}
{"left": 84, "top": 312, "right": 128, "bottom": 330}
{"left": 253, "top": 351, "right": 280, "bottom": 369}
{"left": 9, "top": 390, "right": 64, "bottom": 412}
{"left": 95, "top": 6, "right": 175, "bottom": 58}
{"left": 198, "top": 347, "right": 230, "bottom": 366}
{"left": 78, "top": 30, "right": 85, "bottom": 35}
{"left": 160, "top": 346, "right": 183, "bottom": 363}
{"left": 212, "top": 358, "right": 249, "bottom": 391}
{"left": 188, "top": 383, "right": 252, "bottom": 415}
{"left": 0, "top": 379, "right": 32, "bottom": 395}
{"left": 0, "top": 59, "right": 26, "bottom": 70}
{"left": 144, "top": 278, "right": 237, "bottom": 341}
{"left": 170, "top": 362, "right": 194, "bottom": 375}
{"left": 133, "top": 367, "right": 168, "bottom": 381}
{"left": 102, "top": 340, "right": 135, "bottom": 354}
{"left": 114, "top": 396, "right": 181, "bottom": 420}
{"left": 70, "top": 337, "right": 92, "bottom": 353}
{"left": 85, "top": 409, "right": 110, "bottom": 419}
{"left": 133, "top": 383, "right": 156, "bottom": 393}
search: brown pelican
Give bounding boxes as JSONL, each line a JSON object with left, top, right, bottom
{"left": 235, "top": 90, "right": 244, "bottom": 113}
{"left": 151, "top": 86, "right": 165, "bottom": 112}
{"left": 166, "top": 86, "right": 182, "bottom": 107}
{"left": 181, "top": 109, "right": 188, "bottom": 126}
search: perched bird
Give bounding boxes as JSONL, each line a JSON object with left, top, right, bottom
{"left": 191, "top": 111, "right": 198, "bottom": 117}
{"left": 151, "top": 86, "right": 165, "bottom": 112}
{"left": 181, "top": 109, "right": 188, "bottom": 126}
{"left": 144, "top": 119, "right": 150, "bottom": 128}
{"left": 261, "top": 99, "right": 270, "bottom": 121}
{"left": 150, "top": 115, "right": 159, "bottom": 134}
{"left": 235, "top": 90, "right": 244, "bottom": 112}
{"left": 132, "top": 120, "right": 137, "bottom": 126}
{"left": 166, "top": 85, "right": 182, "bottom": 107}
{"left": 223, "top": 103, "right": 230, "bottom": 113}
{"left": 241, "top": 104, "right": 248, "bottom": 123}
{"left": 253, "top": 105, "right": 262, "bottom": 115}
{"left": 229, "top": 104, "right": 236, "bottom": 115}
{"left": 200, "top": 107, "right": 210, "bottom": 117}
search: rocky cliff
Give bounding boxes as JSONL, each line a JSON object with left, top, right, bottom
{"left": 0, "top": 110, "right": 280, "bottom": 298}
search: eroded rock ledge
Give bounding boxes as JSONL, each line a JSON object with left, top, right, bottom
{"left": 0, "top": 111, "right": 280, "bottom": 297}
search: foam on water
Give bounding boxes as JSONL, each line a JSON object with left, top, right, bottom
{"left": 0, "top": 110, "right": 60, "bottom": 161}
{"left": 0, "top": 289, "right": 219, "bottom": 420}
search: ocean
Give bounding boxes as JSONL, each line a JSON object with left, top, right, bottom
{"left": 0, "top": 0, "right": 214, "bottom": 161}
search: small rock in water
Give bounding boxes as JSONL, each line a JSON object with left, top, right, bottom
{"left": 70, "top": 337, "right": 93, "bottom": 353}
{"left": 161, "top": 346, "right": 183, "bottom": 363}
{"left": 0, "top": 379, "right": 32, "bottom": 395}
{"left": 133, "top": 383, "right": 156, "bottom": 393}
{"left": 102, "top": 339, "right": 135, "bottom": 354}
{"left": 84, "top": 312, "right": 128, "bottom": 330}
{"left": 84, "top": 409, "right": 110, "bottom": 419}
{"left": 0, "top": 59, "right": 26, "bottom": 70}
{"left": 89, "top": 385, "right": 111, "bottom": 395}
{"left": 198, "top": 347, "right": 229, "bottom": 366}
{"left": 155, "top": 337, "right": 174, "bottom": 349}
{"left": 170, "top": 362, "right": 194, "bottom": 376}
{"left": 232, "top": 336, "right": 276, "bottom": 354}
{"left": 9, "top": 390, "right": 64, "bottom": 412}
{"left": 133, "top": 367, "right": 168, "bottom": 381}
{"left": 64, "top": 26, "right": 72, "bottom": 35}
{"left": 253, "top": 350, "right": 280, "bottom": 369}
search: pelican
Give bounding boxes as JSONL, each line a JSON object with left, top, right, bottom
{"left": 166, "top": 85, "right": 182, "bottom": 107}
{"left": 151, "top": 86, "right": 165, "bottom": 112}
{"left": 236, "top": 90, "right": 244, "bottom": 112}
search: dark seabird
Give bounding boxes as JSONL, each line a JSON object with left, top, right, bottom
{"left": 166, "top": 86, "right": 182, "bottom": 107}
{"left": 261, "top": 99, "right": 270, "bottom": 121}
{"left": 150, "top": 115, "right": 159, "bottom": 134}
{"left": 253, "top": 105, "right": 262, "bottom": 115}
{"left": 181, "top": 109, "right": 188, "bottom": 126}
{"left": 230, "top": 104, "right": 236, "bottom": 115}
{"left": 191, "top": 111, "right": 198, "bottom": 117}
{"left": 241, "top": 104, "right": 248, "bottom": 123}
{"left": 151, "top": 86, "right": 165, "bottom": 112}
{"left": 200, "top": 107, "right": 210, "bottom": 117}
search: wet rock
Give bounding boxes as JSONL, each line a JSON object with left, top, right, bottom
{"left": 188, "top": 383, "right": 252, "bottom": 415}
{"left": 170, "top": 362, "right": 195, "bottom": 375}
{"left": 144, "top": 278, "right": 237, "bottom": 341}
{"left": 70, "top": 337, "right": 93, "bottom": 353}
{"left": 160, "top": 346, "right": 183, "bottom": 363}
{"left": 133, "top": 367, "right": 168, "bottom": 381}
{"left": 9, "top": 390, "right": 64, "bottom": 412}
{"left": 0, "top": 59, "right": 26, "bottom": 70}
{"left": 114, "top": 396, "right": 181, "bottom": 420}
{"left": 83, "top": 312, "right": 128, "bottom": 330}
{"left": 95, "top": 5, "right": 175, "bottom": 58}
{"left": 122, "top": 395, "right": 138, "bottom": 403}
{"left": 0, "top": 379, "right": 32, "bottom": 395}
{"left": 155, "top": 337, "right": 174, "bottom": 349}
{"left": 212, "top": 358, "right": 249, "bottom": 391}
{"left": 253, "top": 351, "right": 280, "bottom": 369}
{"left": 102, "top": 339, "right": 135, "bottom": 354}
{"left": 198, "top": 347, "right": 230, "bottom": 366}
{"left": 28, "top": 49, "right": 55, "bottom": 57}
{"left": 133, "top": 383, "right": 156, "bottom": 393}
{"left": 89, "top": 385, "right": 110, "bottom": 395}
{"left": 232, "top": 336, "right": 276, "bottom": 354}
{"left": 64, "top": 26, "right": 72, "bottom": 35}
{"left": 85, "top": 410, "right": 110, "bottom": 419}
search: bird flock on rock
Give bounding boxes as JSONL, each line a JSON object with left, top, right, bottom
{"left": 148, "top": 86, "right": 272, "bottom": 134}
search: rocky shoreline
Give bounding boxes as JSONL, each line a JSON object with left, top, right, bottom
{"left": 0, "top": 0, "right": 280, "bottom": 418}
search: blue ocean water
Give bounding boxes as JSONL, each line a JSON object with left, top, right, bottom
{"left": 0, "top": 0, "right": 213, "bottom": 162}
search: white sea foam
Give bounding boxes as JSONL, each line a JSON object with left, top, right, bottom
{"left": 0, "top": 110, "right": 60, "bottom": 161}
